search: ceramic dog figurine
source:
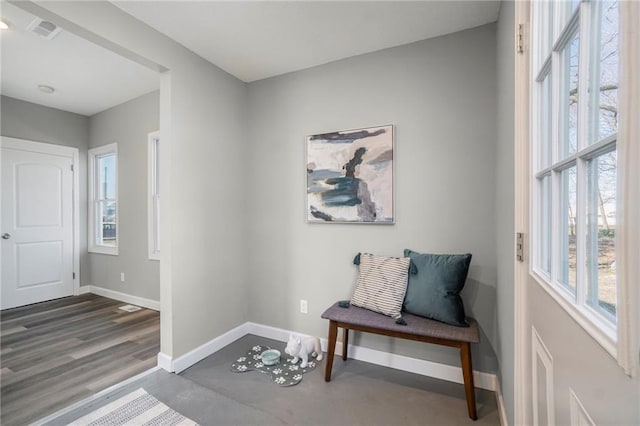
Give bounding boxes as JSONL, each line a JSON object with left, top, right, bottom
{"left": 285, "top": 334, "right": 323, "bottom": 368}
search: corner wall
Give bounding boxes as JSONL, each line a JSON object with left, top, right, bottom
{"left": 88, "top": 90, "right": 160, "bottom": 302}
{"left": 247, "top": 24, "right": 499, "bottom": 373}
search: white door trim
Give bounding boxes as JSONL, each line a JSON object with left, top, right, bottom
{"left": 1, "top": 137, "right": 80, "bottom": 298}
{"left": 514, "top": 1, "right": 531, "bottom": 425}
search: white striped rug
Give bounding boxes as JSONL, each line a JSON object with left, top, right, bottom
{"left": 69, "top": 388, "right": 198, "bottom": 426}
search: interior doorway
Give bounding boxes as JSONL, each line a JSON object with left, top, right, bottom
{"left": 1, "top": 2, "right": 164, "bottom": 423}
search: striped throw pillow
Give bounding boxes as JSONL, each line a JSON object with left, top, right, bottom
{"left": 350, "top": 253, "right": 411, "bottom": 319}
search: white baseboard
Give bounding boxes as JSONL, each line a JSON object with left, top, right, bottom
{"left": 495, "top": 377, "right": 509, "bottom": 426}
{"left": 246, "top": 322, "right": 295, "bottom": 342}
{"left": 161, "top": 322, "right": 250, "bottom": 374}
{"left": 157, "top": 352, "right": 172, "bottom": 372}
{"left": 328, "top": 339, "right": 497, "bottom": 391}
{"left": 81, "top": 285, "right": 160, "bottom": 311}
{"left": 157, "top": 321, "right": 498, "bottom": 392}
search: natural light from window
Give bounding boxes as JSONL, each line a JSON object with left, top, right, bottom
{"left": 89, "top": 143, "right": 118, "bottom": 255}
{"left": 532, "top": 0, "right": 619, "bottom": 345}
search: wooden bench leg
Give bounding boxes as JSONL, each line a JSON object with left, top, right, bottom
{"left": 324, "top": 320, "right": 338, "bottom": 382}
{"left": 460, "top": 342, "right": 477, "bottom": 420}
{"left": 342, "top": 328, "right": 349, "bottom": 360}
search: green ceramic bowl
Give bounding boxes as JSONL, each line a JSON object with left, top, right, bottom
{"left": 260, "top": 349, "right": 281, "bottom": 366}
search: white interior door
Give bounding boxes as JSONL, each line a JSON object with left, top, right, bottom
{"left": 1, "top": 138, "right": 75, "bottom": 309}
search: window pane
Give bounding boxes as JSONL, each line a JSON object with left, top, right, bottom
{"left": 154, "top": 139, "right": 160, "bottom": 195}
{"left": 589, "top": 0, "right": 619, "bottom": 143}
{"left": 562, "top": 32, "right": 580, "bottom": 157}
{"left": 539, "top": 74, "right": 553, "bottom": 169}
{"left": 154, "top": 196, "right": 160, "bottom": 253}
{"left": 556, "top": 0, "right": 580, "bottom": 41}
{"left": 571, "top": 0, "right": 581, "bottom": 12}
{"left": 559, "top": 166, "right": 577, "bottom": 293}
{"left": 98, "top": 154, "right": 116, "bottom": 200}
{"left": 540, "top": 175, "right": 552, "bottom": 275}
{"left": 97, "top": 200, "right": 117, "bottom": 247}
{"left": 587, "top": 151, "right": 616, "bottom": 320}
{"left": 535, "top": 1, "right": 555, "bottom": 68}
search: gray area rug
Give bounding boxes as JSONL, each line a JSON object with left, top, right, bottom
{"left": 231, "top": 345, "right": 318, "bottom": 386}
{"left": 68, "top": 388, "right": 197, "bottom": 425}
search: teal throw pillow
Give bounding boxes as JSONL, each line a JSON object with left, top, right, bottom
{"left": 403, "top": 249, "right": 472, "bottom": 327}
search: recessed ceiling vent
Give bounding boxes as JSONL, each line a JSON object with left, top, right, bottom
{"left": 26, "top": 18, "right": 62, "bottom": 40}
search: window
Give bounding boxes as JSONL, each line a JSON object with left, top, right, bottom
{"left": 89, "top": 143, "right": 118, "bottom": 255}
{"left": 148, "top": 131, "right": 160, "bottom": 260}
{"left": 532, "top": 0, "right": 620, "bottom": 349}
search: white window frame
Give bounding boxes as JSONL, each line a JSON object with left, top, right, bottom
{"left": 530, "top": 0, "right": 639, "bottom": 375}
{"left": 148, "top": 131, "right": 160, "bottom": 261}
{"left": 88, "top": 143, "right": 118, "bottom": 255}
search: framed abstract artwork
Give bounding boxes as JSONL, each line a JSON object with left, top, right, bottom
{"left": 306, "top": 125, "right": 394, "bottom": 223}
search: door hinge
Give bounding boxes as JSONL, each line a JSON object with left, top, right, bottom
{"left": 516, "top": 233, "right": 524, "bottom": 262}
{"left": 73, "top": 272, "right": 76, "bottom": 280}
{"left": 71, "top": 164, "right": 74, "bottom": 172}
{"left": 517, "top": 24, "right": 525, "bottom": 54}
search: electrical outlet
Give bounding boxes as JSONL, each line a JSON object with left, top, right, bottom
{"left": 120, "top": 272, "right": 125, "bottom": 282}
{"left": 300, "top": 299, "right": 308, "bottom": 314}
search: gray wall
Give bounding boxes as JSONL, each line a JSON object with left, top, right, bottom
{"left": 247, "top": 24, "right": 499, "bottom": 373}
{"left": 88, "top": 90, "right": 160, "bottom": 301}
{"left": 495, "top": 1, "right": 515, "bottom": 424}
{"left": 0, "top": 95, "right": 90, "bottom": 287}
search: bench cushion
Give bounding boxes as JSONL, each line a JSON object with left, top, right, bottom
{"left": 321, "top": 302, "right": 479, "bottom": 343}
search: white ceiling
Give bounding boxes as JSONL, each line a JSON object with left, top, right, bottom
{"left": 0, "top": 1, "right": 499, "bottom": 116}
{"left": 114, "top": 1, "right": 501, "bottom": 83}
{"left": 0, "top": 2, "right": 159, "bottom": 116}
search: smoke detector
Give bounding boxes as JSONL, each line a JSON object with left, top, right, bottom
{"left": 26, "top": 18, "right": 62, "bottom": 40}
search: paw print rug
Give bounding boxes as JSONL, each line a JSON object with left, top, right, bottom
{"left": 231, "top": 345, "right": 318, "bottom": 386}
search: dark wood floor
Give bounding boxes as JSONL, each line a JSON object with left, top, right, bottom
{"left": 0, "top": 293, "right": 160, "bottom": 426}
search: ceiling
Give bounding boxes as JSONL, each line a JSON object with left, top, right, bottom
{"left": 0, "top": 1, "right": 500, "bottom": 115}
{"left": 0, "top": 2, "right": 159, "bottom": 116}
{"left": 114, "top": 1, "right": 501, "bottom": 83}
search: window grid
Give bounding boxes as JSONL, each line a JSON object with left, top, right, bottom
{"left": 532, "top": 0, "right": 618, "bottom": 341}
{"left": 88, "top": 143, "right": 118, "bottom": 255}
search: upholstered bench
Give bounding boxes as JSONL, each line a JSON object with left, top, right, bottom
{"left": 321, "top": 302, "right": 480, "bottom": 420}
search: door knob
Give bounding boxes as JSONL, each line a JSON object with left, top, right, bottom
{"left": 2, "top": 233, "right": 10, "bottom": 239}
